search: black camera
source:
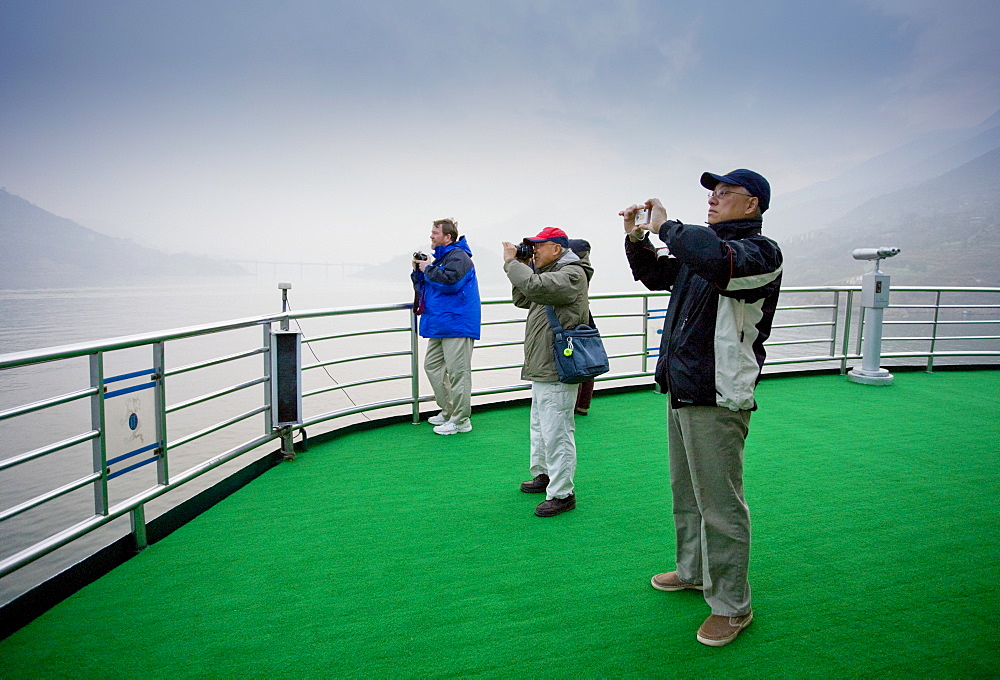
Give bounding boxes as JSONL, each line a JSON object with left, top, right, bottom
{"left": 413, "top": 251, "right": 428, "bottom": 261}
{"left": 514, "top": 242, "right": 534, "bottom": 260}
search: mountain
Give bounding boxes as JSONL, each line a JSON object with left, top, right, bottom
{"left": 767, "top": 110, "right": 1000, "bottom": 243}
{"left": 0, "top": 189, "right": 245, "bottom": 289}
{"left": 779, "top": 146, "right": 1000, "bottom": 286}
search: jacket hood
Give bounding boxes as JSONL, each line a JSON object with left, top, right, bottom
{"left": 539, "top": 246, "right": 594, "bottom": 281}
{"left": 433, "top": 235, "right": 473, "bottom": 260}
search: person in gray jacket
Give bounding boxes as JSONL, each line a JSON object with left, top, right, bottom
{"left": 502, "top": 227, "right": 593, "bottom": 517}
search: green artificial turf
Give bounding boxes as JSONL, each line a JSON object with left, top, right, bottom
{"left": 1, "top": 371, "right": 998, "bottom": 678}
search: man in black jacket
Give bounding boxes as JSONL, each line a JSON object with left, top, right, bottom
{"left": 621, "top": 169, "right": 782, "bottom": 647}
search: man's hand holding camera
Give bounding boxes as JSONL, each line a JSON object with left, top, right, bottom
{"left": 502, "top": 241, "right": 534, "bottom": 264}
{"left": 413, "top": 251, "right": 430, "bottom": 272}
{"left": 620, "top": 198, "right": 668, "bottom": 241}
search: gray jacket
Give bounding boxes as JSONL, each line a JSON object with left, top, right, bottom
{"left": 505, "top": 249, "right": 594, "bottom": 382}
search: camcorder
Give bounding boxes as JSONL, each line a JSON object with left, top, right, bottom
{"left": 514, "top": 242, "right": 534, "bottom": 260}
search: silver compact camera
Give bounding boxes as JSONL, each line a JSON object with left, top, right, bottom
{"left": 634, "top": 208, "right": 651, "bottom": 226}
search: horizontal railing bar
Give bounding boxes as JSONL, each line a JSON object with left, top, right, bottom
{"left": 776, "top": 304, "right": 838, "bottom": 311}
{"left": 0, "top": 430, "right": 100, "bottom": 472}
{"left": 304, "top": 326, "right": 410, "bottom": 343}
{"left": 0, "top": 386, "right": 99, "bottom": 422}
{"left": 0, "top": 471, "right": 102, "bottom": 523}
{"left": 469, "top": 340, "right": 524, "bottom": 350}
{"left": 882, "top": 319, "right": 1000, "bottom": 327}
{"left": 303, "top": 374, "right": 409, "bottom": 397}
{"left": 767, "top": 338, "right": 835, "bottom": 347}
{"left": 167, "top": 377, "right": 269, "bottom": 414}
{"left": 166, "top": 347, "right": 267, "bottom": 378}
{"left": 471, "top": 362, "right": 525, "bottom": 373}
{"left": 601, "top": 332, "right": 644, "bottom": 340}
{"left": 481, "top": 318, "right": 528, "bottom": 327}
{"left": 882, "top": 350, "right": 1000, "bottom": 359}
{"left": 303, "top": 350, "right": 411, "bottom": 370}
{"left": 168, "top": 405, "right": 269, "bottom": 450}
{"left": 772, "top": 321, "right": 833, "bottom": 330}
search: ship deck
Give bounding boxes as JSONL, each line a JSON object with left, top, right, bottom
{"left": 1, "top": 370, "right": 998, "bottom": 678}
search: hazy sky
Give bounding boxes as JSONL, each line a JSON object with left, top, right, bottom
{"left": 2, "top": 0, "right": 999, "bottom": 269}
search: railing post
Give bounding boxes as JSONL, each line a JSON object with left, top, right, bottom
{"left": 830, "top": 290, "right": 840, "bottom": 361}
{"left": 642, "top": 295, "right": 650, "bottom": 374}
{"left": 153, "top": 341, "right": 169, "bottom": 485}
{"left": 410, "top": 308, "right": 421, "bottom": 424}
{"left": 131, "top": 505, "right": 147, "bottom": 551}
{"left": 838, "top": 290, "right": 855, "bottom": 374}
{"left": 263, "top": 323, "right": 273, "bottom": 434}
{"left": 89, "top": 352, "right": 109, "bottom": 515}
{"left": 928, "top": 290, "right": 942, "bottom": 373}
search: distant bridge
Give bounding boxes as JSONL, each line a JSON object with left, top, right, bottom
{"left": 228, "top": 260, "right": 367, "bottom": 278}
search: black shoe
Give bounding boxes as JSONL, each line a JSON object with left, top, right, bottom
{"left": 520, "top": 474, "right": 549, "bottom": 493}
{"left": 534, "top": 494, "right": 576, "bottom": 517}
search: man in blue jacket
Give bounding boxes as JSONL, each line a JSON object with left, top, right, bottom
{"left": 411, "top": 218, "right": 481, "bottom": 435}
{"left": 622, "top": 169, "right": 782, "bottom": 647}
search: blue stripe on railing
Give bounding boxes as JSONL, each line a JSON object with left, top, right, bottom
{"left": 104, "top": 382, "right": 156, "bottom": 399}
{"left": 107, "top": 455, "right": 159, "bottom": 480}
{"left": 106, "top": 442, "right": 160, "bottom": 466}
{"left": 104, "top": 368, "right": 156, "bottom": 385}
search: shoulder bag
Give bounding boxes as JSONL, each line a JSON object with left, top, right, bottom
{"left": 544, "top": 305, "right": 610, "bottom": 384}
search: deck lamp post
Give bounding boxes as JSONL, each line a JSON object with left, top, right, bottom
{"left": 273, "top": 282, "right": 301, "bottom": 459}
{"left": 848, "top": 247, "right": 900, "bottom": 386}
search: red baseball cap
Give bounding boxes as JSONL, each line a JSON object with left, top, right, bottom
{"left": 523, "top": 226, "right": 569, "bottom": 247}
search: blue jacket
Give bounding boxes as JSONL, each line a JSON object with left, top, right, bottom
{"left": 411, "top": 236, "right": 481, "bottom": 339}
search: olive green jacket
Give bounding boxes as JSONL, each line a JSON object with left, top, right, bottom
{"left": 505, "top": 249, "right": 594, "bottom": 382}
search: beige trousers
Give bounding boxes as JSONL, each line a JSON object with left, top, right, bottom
{"left": 424, "top": 337, "right": 474, "bottom": 423}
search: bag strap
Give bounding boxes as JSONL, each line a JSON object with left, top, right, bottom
{"left": 544, "top": 306, "right": 565, "bottom": 334}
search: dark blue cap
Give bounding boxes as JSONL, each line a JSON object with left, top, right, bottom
{"left": 700, "top": 169, "right": 771, "bottom": 213}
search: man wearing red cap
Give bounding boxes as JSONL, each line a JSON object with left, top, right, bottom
{"left": 502, "top": 227, "right": 593, "bottom": 517}
{"left": 621, "top": 169, "right": 782, "bottom": 646}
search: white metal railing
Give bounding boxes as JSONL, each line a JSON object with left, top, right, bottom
{"left": 1, "top": 286, "right": 998, "bottom": 592}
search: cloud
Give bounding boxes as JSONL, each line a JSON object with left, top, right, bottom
{"left": 1, "top": 0, "right": 998, "bottom": 267}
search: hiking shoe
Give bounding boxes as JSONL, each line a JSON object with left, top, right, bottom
{"left": 427, "top": 412, "right": 450, "bottom": 426}
{"left": 696, "top": 612, "right": 753, "bottom": 647}
{"left": 650, "top": 571, "right": 704, "bottom": 592}
{"left": 534, "top": 494, "right": 575, "bottom": 517}
{"left": 520, "top": 474, "right": 550, "bottom": 493}
{"left": 433, "top": 419, "right": 472, "bottom": 435}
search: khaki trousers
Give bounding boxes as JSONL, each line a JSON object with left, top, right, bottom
{"left": 667, "top": 401, "right": 752, "bottom": 617}
{"left": 424, "top": 337, "right": 474, "bottom": 423}
{"left": 529, "top": 381, "right": 578, "bottom": 500}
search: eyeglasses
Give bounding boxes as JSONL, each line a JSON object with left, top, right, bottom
{"left": 708, "top": 189, "right": 752, "bottom": 200}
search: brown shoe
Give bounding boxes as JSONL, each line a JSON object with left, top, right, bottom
{"left": 534, "top": 494, "right": 575, "bottom": 517}
{"left": 520, "top": 474, "right": 549, "bottom": 493}
{"left": 650, "top": 571, "right": 704, "bottom": 592}
{"left": 696, "top": 612, "right": 753, "bottom": 647}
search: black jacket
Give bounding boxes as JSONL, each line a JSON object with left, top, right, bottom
{"left": 625, "top": 218, "right": 782, "bottom": 410}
